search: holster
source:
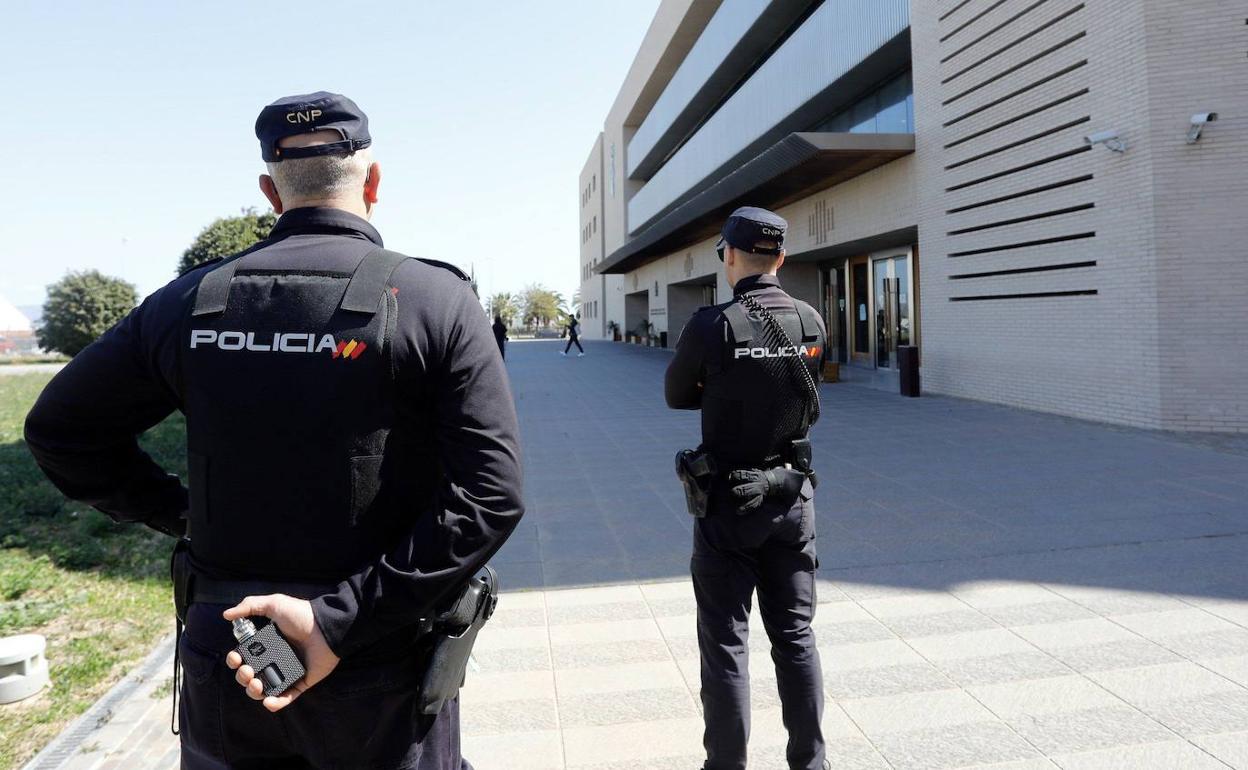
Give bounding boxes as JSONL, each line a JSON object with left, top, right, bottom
{"left": 417, "top": 566, "right": 499, "bottom": 716}
{"left": 789, "top": 438, "right": 818, "bottom": 489}
{"left": 170, "top": 538, "right": 193, "bottom": 625}
{"left": 675, "top": 449, "right": 717, "bottom": 518}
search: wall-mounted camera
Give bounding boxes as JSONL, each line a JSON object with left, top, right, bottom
{"left": 1187, "top": 112, "right": 1218, "bottom": 144}
{"left": 1084, "top": 130, "right": 1127, "bottom": 154}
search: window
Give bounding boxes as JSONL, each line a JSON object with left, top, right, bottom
{"left": 813, "top": 71, "right": 913, "bottom": 135}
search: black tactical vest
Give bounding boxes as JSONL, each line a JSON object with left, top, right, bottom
{"left": 180, "top": 248, "right": 413, "bottom": 581}
{"left": 700, "top": 295, "right": 823, "bottom": 469}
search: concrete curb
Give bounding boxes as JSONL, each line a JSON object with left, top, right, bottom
{"left": 21, "top": 634, "right": 176, "bottom": 770}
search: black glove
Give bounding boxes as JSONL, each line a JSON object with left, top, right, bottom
{"left": 728, "top": 469, "right": 780, "bottom": 512}
{"left": 728, "top": 468, "right": 805, "bottom": 513}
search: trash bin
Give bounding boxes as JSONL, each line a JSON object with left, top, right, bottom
{"left": 660, "top": 331, "right": 669, "bottom": 348}
{"left": 0, "top": 634, "right": 49, "bottom": 704}
{"left": 898, "top": 345, "right": 920, "bottom": 398}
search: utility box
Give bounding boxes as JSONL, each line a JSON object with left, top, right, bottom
{"left": 0, "top": 634, "right": 49, "bottom": 704}
{"left": 898, "top": 345, "right": 920, "bottom": 398}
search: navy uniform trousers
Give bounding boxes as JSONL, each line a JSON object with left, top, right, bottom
{"left": 178, "top": 604, "right": 472, "bottom": 770}
{"left": 692, "top": 491, "right": 825, "bottom": 770}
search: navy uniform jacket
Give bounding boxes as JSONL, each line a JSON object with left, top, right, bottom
{"left": 23, "top": 207, "right": 525, "bottom": 658}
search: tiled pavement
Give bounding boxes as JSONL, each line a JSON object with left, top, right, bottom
{"left": 24, "top": 339, "right": 1248, "bottom": 769}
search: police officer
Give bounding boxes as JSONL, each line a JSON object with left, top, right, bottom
{"left": 24, "top": 92, "right": 524, "bottom": 770}
{"left": 666, "top": 207, "right": 827, "bottom": 770}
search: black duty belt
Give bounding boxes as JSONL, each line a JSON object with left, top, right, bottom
{"left": 188, "top": 576, "right": 338, "bottom": 606}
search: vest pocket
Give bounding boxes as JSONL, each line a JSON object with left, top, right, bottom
{"left": 188, "top": 452, "right": 209, "bottom": 525}
{"left": 349, "top": 454, "right": 384, "bottom": 526}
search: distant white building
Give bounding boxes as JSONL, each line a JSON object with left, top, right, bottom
{"left": 0, "top": 295, "right": 38, "bottom": 355}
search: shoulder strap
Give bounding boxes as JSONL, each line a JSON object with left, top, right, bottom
{"left": 341, "top": 248, "right": 412, "bottom": 314}
{"left": 721, "top": 302, "right": 753, "bottom": 344}
{"left": 191, "top": 255, "right": 247, "bottom": 317}
{"left": 795, "top": 302, "right": 821, "bottom": 342}
{"left": 189, "top": 239, "right": 280, "bottom": 317}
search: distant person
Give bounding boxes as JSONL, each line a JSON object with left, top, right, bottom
{"left": 492, "top": 315, "right": 508, "bottom": 359}
{"left": 561, "top": 313, "right": 584, "bottom": 357}
{"left": 666, "top": 207, "right": 827, "bottom": 770}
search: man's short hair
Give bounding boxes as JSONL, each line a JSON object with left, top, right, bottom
{"left": 735, "top": 246, "right": 783, "bottom": 273}
{"left": 266, "top": 148, "right": 371, "bottom": 201}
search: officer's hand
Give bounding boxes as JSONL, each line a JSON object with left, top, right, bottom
{"left": 728, "top": 469, "right": 770, "bottom": 512}
{"left": 222, "top": 594, "right": 340, "bottom": 713}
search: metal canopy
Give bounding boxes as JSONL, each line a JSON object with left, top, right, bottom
{"left": 597, "top": 132, "right": 914, "bottom": 275}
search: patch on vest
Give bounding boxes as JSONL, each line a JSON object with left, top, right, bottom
{"left": 733, "top": 345, "right": 821, "bottom": 360}
{"left": 189, "top": 330, "right": 369, "bottom": 359}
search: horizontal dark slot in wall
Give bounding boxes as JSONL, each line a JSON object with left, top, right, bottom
{"left": 946, "top": 117, "right": 1091, "bottom": 169}
{"left": 943, "top": 3, "right": 1086, "bottom": 84}
{"left": 946, "top": 145, "right": 1091, "bottom": 192}
{"left": 942, "top": 0, "right": 1050, "bottom": 64}
{"left": 940, "top": 0, "right": 975, "bottom": 24}
{"left": 944, "top": 60, "right": 1088, "bottom": 127}
{"left": 947, "top": 174, "right": 1093, "bottom": 213}
{"left": 950, "top": 289, "right": 1098, "bottom": 301}
{"left": 944, "top": 32, "right": 1087, "bottom": 106}
{"left": 948, "top": 231, "right": 1096, "bottom": 257}
{"left": 948, "top": 203, "right": 1094, "bottom": 235}
{"left": 946, "top": 89, "right": 1089, "bottom": 148}
{"left": 941, "top": 0, "right": 1010, "bottom": 43}
{"left": 949, "top": 260, "right": 1096, "bottom": 279}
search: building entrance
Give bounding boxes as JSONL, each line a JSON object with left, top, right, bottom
{"left": 667, "top": 274, "right": 717, "bottom": 341}
{"left": 820, "top": 247, "right": 917, "bottom": 374}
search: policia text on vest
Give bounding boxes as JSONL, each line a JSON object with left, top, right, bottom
{"left": 665, "top": 206, "right": 830, "bottom": 770}
{"left": 23, "top": 91, "right": 524, "bottom": 770}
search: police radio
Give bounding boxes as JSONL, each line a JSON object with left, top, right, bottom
{"left": 232, "top": 618, "right": 306, "bottom": 697}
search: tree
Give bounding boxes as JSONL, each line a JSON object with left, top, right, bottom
{"left": 38, "top": 271, "right": 137, "bottom": 356}
{"left": 487, "top": 293, "right": 519, "bottom": 327}
{"left": 177, "top": 208, "right": 277, "bottom": 274}
{"left": 520, "top": 285, "right": 564, "bottom": 329}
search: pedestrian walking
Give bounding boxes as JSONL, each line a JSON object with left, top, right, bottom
{"left": 666, "top": 207, "right": 827, "bottom": 770}
{"left": 562, "top": 313, "right": 584, "bottom": 357}
{"left": 24, "top": 91, "right": 525, "bottom": 770}
{"left": 492, "top": 314, "right": 508, "bottom": 360}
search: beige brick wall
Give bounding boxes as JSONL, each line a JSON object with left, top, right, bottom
{"left": 1143, "top": 0, "right": 1248, "bottom": 431}
{"left": 912, "top": 0, "right": 1175, "bottom": 429}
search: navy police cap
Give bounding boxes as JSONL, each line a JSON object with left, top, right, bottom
{"left": 255, "top": 91, "right": 371, "bottom": 162}
{"left": 719, "top": 206, "right": 787, "bottom": 257}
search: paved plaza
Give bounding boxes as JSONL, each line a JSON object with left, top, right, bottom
{"left": 25, "top": 339, "right": 1248, "bottom": 769}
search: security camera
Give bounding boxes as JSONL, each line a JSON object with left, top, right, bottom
{"left": 1187, "top": 112, "right": 1219, "bottom": 144}
{"left": 1084, "top": 130, "right": 1127, "bottom": 153}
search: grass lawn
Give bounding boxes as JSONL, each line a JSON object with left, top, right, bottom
{"left": 0, "top": 356, "right": 68, "bottom": 367}
{"left": 0, "top": 373, "right": 185, "bottom": 769}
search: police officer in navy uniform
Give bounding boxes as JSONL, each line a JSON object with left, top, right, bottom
{"left": 24, "top": 92, "right": 524, "bottom": 770}
{"left": 666, "top": 207, "right": 827, "bottom": 770}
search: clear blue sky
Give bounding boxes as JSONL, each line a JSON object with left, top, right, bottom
{"left": 0, "top": 1, "right": 660, "bottom": 308}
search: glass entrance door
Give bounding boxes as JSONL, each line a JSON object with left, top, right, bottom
{"left": 872, "top": 253, "right": 912, "bottom": 370}
{"left": 850, "top": 258, "right": 871, "bottom": 364}
{"left": 821, "top": 265, "right": 847, "bottom": 364}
